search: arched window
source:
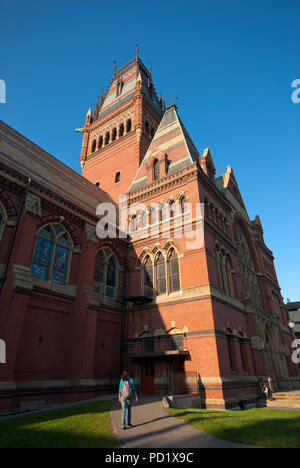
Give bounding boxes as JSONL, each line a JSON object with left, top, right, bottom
{"left": 150, "top": 206, "right": 157, "bottom": 224}
{"left": 215, "top": 247, "right": 224, "bottom": 294}
{"left": 106, "top": 256, "right": 117, "bottom": 298}
{"left": 98, "top": 135, "right": 103, "bottom": 150}
{"left": 94, "top": 250, "right": 105, "bottom": 294}
{"left": 169, "top": 200, "right": 176, "bottom": 218}
{"left": 160, "top": 203, "right": 168, "bottom": 222}
{"left": 119, "top": 123, "right": 124, "bottom": 137}
{"left": 0, "top": 202, "right": 7, "bottom": 243}
{"left": 168, "top": 248, "right": 180, "bottom": 292}
{"left": 153, "top": 159, "right": 160, "bottom": 181}
{"left": 112, "top": 127, "right": 117, "bottom": 141}
{"left": 130, "top": 215, "right": 137, "bottom": 233}
{"left": 91, "top": 140, "right": 97, "bottom": 153}
{"left": 155, "top": 252, "right": 166, "bottom": 295}
{"left": 225, "top": 256, "right": 235, "bottom": 298}
{"left": 180, "top": 196, "right": 188, "bottom": 215}
{"left": 126, "top": 119, "right": 132, "bottom": 133}
{"left": 143, "top": 255, "right": 153, "bottom": 298}
{"left": 140, "top": 211, "right": 147, "bottom": 228}
{"left": 94, "top": 248, "right": 118, "bottom": 299}
{"left": 115, "top": 172, "right": 120, "bottom": 183}
{"left": 31, "top": 224, "right": 71, "bottom": 285}
{"left": 105, "top": 131, "right": 110, "bottom": 145}
{"left": 226, "top": 328, "right": 236, "bottom": 373}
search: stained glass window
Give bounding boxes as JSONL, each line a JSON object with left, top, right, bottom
{"left": 31, "top": 227, "right": 53, "bottom": 280}
{"left": 94, "top": 249, "right": 118, "bottom": 300}
{"left": 106, "top": 256, "right": 117, "bottom": 298}
{"left": 31, "top": 225, "right": 71, "bottom": 285}
{"left": 94, "top": 251, "right": 105, "bottom": 294}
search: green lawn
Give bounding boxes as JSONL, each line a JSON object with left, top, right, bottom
{"left": 0, "top": 400, "right": 120, "bottom": 448}
{"left": 167, "top": 407, "right": 300, "bottom": 448}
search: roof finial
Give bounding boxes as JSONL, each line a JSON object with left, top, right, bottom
{"left": 113, "top": 60, "right": 117, "bottom": 77}
{"left": 136, "top": 42, "right": 139, "bottom": 60}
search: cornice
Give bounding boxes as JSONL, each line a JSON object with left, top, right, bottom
{"left": 128, "top": 163, "right": 198, "bottom": 204}
{"left": 89, "top": 99, "right": 136, "bottom": 131}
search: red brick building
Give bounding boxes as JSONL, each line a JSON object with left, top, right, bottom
{"left": 0, "top": 54, "right": 299, "bottom": 414}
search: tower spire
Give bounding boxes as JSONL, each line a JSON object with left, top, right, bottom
{"left": 100, "top": 88, "right": 104, "bottom": 109}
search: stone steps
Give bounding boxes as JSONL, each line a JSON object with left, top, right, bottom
{"left": 266, "top": 390, "right": 300, "bottom": 409}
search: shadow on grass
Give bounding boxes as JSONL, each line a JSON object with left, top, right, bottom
{"left": 0, "top": 400, "right": 120, "bottom": 448}
{"left": 167, "top": 408, "right": 300, "bottom": 448}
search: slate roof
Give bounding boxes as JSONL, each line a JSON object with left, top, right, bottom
{"left": 128, "top": 105, "right": 200, "bottom": 193}
{"left": 97, "top": 58, "right": 162, "bottom": 120}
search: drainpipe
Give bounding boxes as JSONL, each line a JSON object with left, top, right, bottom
{"left": 119, "top": 239, "right": 129, "bottom": 374}
{"left": 0, "top": 178, "right": 31, "bottom": 293}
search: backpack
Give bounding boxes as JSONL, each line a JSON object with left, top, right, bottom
{"left": 120, "top": 381, "right": 131, "bottom": 400}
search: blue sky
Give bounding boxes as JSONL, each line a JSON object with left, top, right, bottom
{"left": 1, "top": 0, "right": 299, "bottom": 301}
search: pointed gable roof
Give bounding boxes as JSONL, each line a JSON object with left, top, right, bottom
{"left": 216, "top": 166, "right": 249, "bottom": 221}
{"left": 128, "top": 105, "right": 200, "bottom": 193}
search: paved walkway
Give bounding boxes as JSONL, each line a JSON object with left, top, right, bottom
{"left": 110, "top": 395, "right": 253, "bottom": 448}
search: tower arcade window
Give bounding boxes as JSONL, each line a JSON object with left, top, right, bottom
{"left": 98, "top": 135, "right": 103, "bottom": 149}
{"left": 169, "top": 200, "right": 176, "bottom": 218}
{"left": 31, "top": 224, "right": 72, "bottom": 285}
{"left": 140, "top": 211, "right": 147, "bottom": 228}
{"left": 112, "top": 127, "right": 117, "bottom": 141}
{"left": 129, "top": 215, "right": 137, "bottom": 233}
{"left": 180, "top": 196, "right": 188, "bottom": 214}
{"left": 91, "top": 140, "right": 97, "bottom": 153}
{"left": 105, "top": 132, "right": 110, "bottom": 145}
{"left": 119, "top": 123, "right": 124, "bottom": 137}
{"left": 126, "top": 119, "right": 132, "bottom": 133}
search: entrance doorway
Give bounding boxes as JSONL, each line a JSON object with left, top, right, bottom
{"left": 141, "top": 360, "right": 155, "bottom": 394}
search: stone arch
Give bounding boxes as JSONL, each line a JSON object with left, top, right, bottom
{"left": 0, "top": 188, "right": 17, "bottom": 219}
{"left": 39, "top": 216, "right": 81, "bottom": 249}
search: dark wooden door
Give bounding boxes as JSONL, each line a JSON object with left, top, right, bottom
{"left": 142, "top": 360, "right": 155, "bottom": 394}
